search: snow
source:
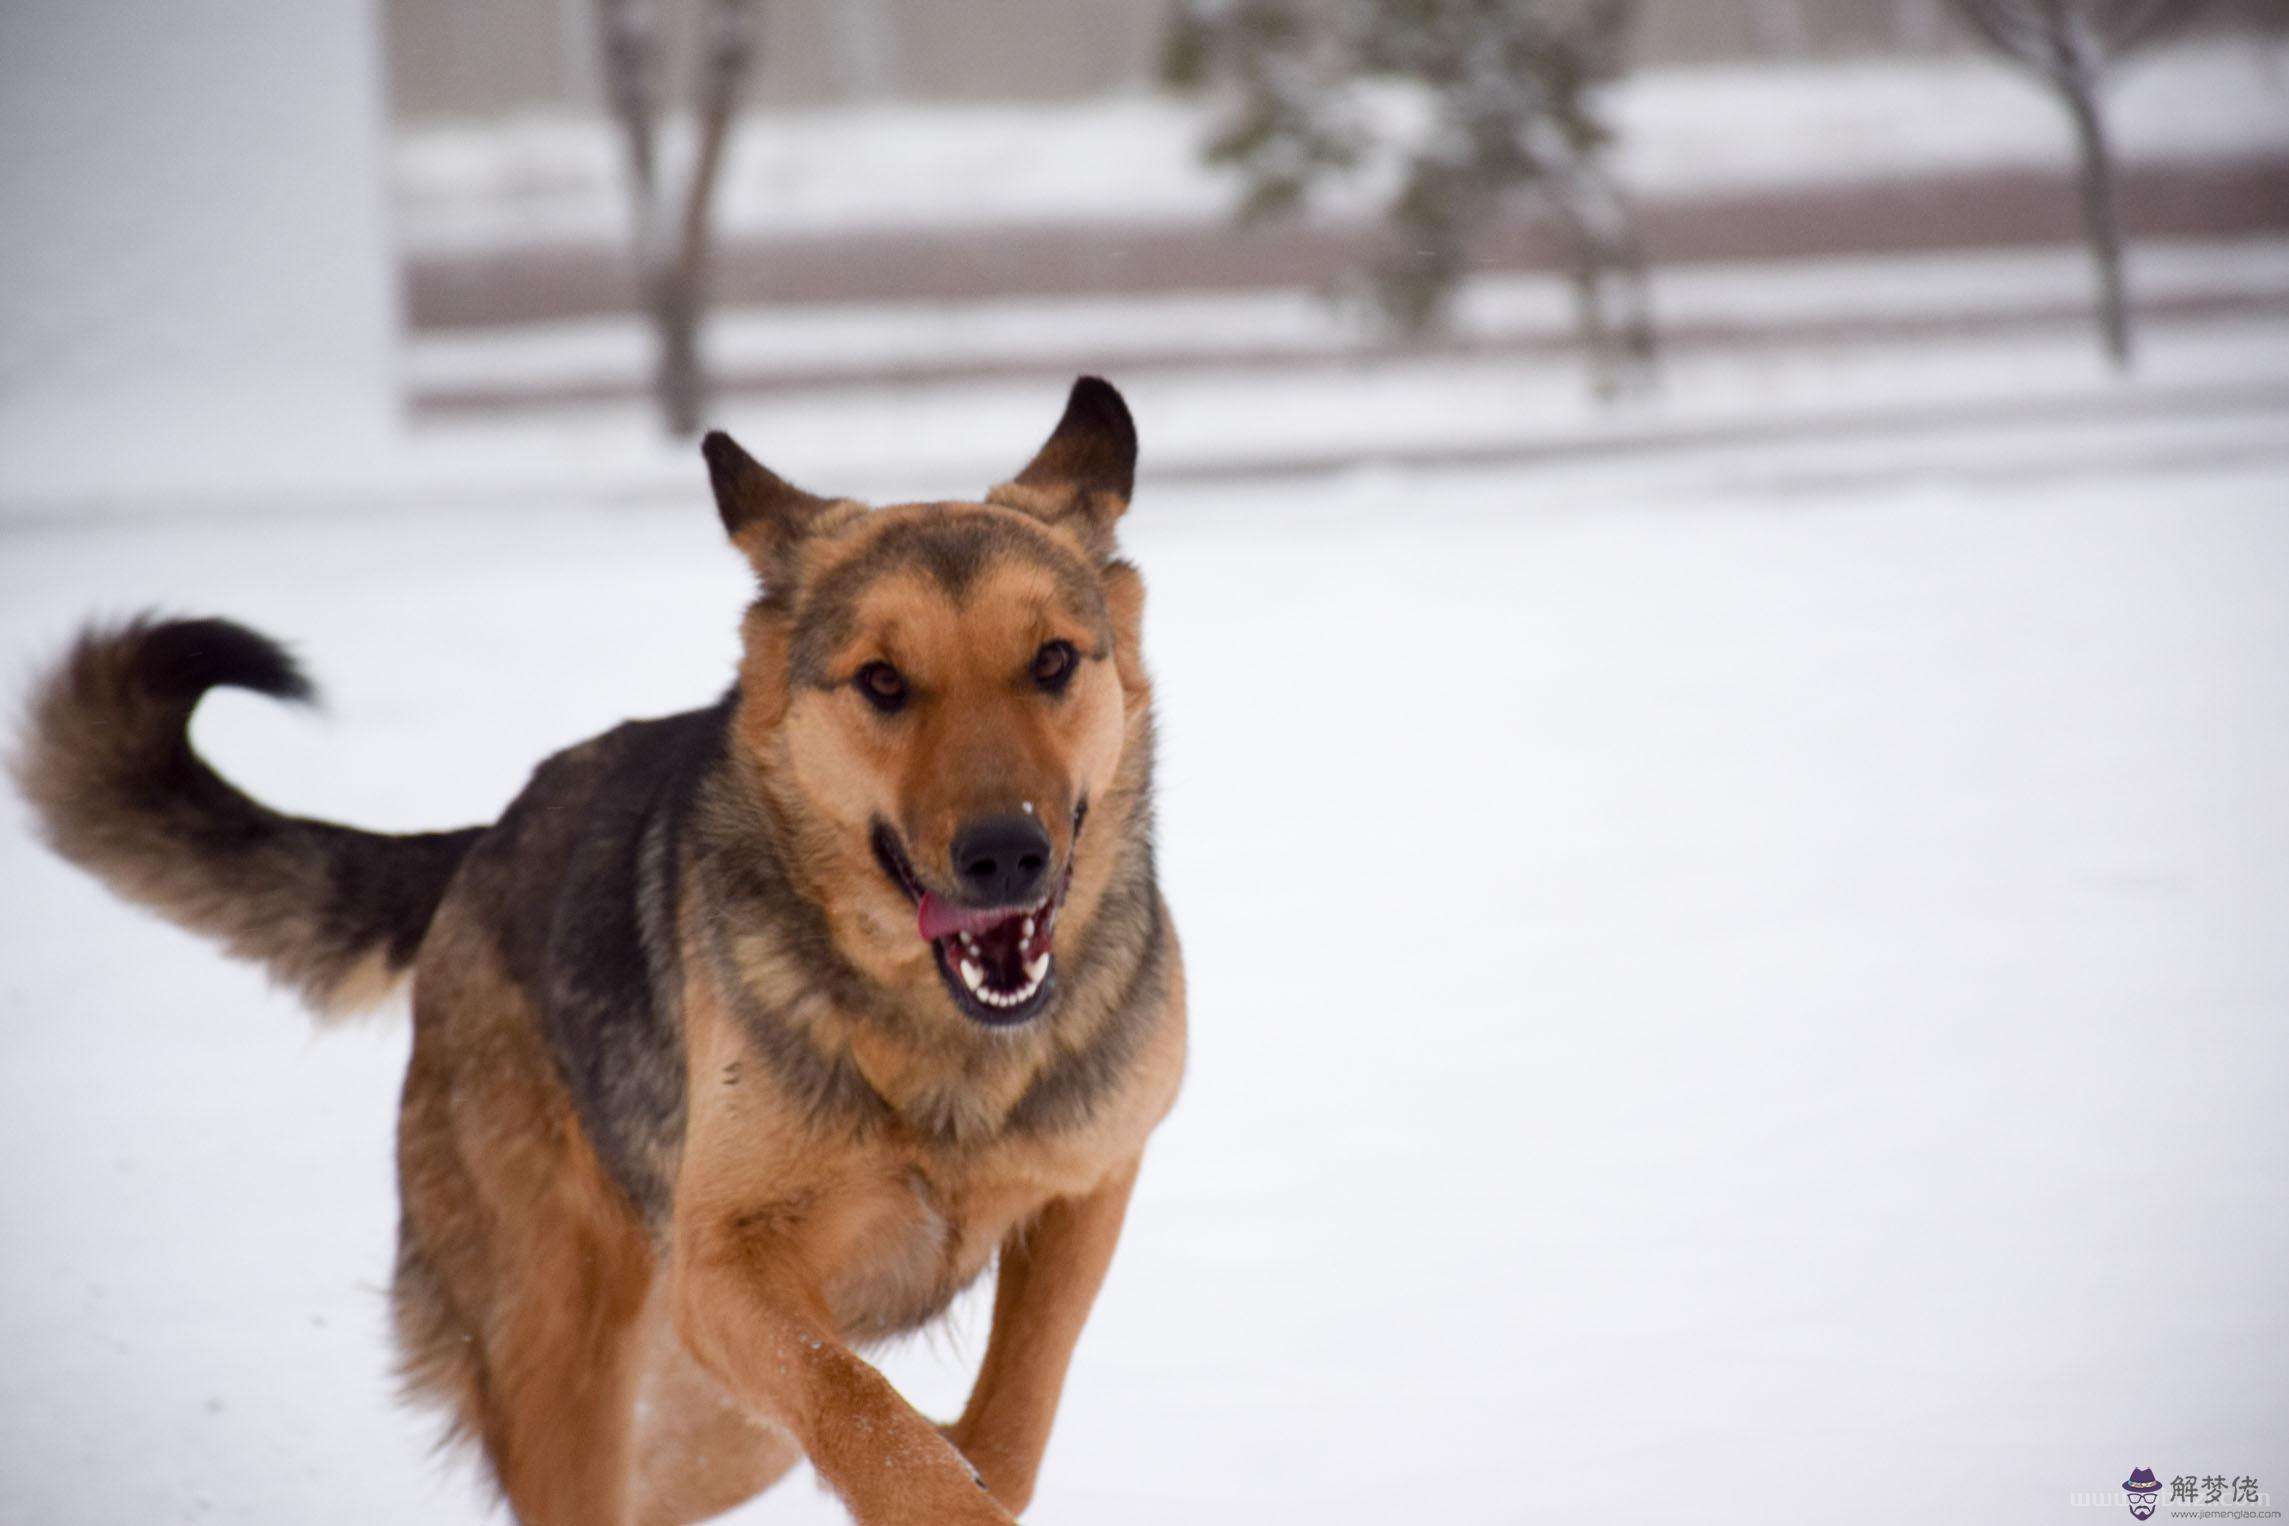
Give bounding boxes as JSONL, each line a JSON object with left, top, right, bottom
{"left": 1610, "top": 37, "right": 2289, "bottom": 194}
{"left": 11, "top": 246, "right": 2287, "bottom": 523}
{"left": 3, "top": 346, "right": 2286, "bottom": 1521}
{"left": 6, "top": 12, "right": 2289, "bottom": 1511}
{"left": 391, "top": 38, "right": 2289, "bottom": 256}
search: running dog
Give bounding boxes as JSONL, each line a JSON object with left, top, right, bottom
{"left": 16, "top": 377, "right": 1185, "bottom": 1525}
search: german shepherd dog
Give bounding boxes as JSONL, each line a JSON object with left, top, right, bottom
{"left": 15, "top": 378, "right": 1184, "bottom": 1525}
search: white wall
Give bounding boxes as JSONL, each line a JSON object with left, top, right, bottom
{"left": 0, "top": 0, "right": 398, "bottom": 505}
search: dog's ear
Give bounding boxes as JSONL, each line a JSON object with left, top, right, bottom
{"left": 985, "top": 376, "right": 1136, "bottom": 560}
{"left": 701, "top": 431, "right": 850, "bottom": 585}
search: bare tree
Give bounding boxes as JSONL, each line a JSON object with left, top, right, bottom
{"left": 596, "top": 0, "right": 761, "bottom": 436}
{"left": 1168, "top": 0, "right": 1654, "bottom": 400}
{"left": 1945, "top": 0, "right": 2203, "bottom": 369}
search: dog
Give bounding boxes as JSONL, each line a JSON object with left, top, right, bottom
{"left": 15, "top": 377, "right": 1185, "bottom": 1525}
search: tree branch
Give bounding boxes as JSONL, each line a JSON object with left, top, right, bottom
{"left": 1945, "top": 0, "right": 2055, "bottom": 74}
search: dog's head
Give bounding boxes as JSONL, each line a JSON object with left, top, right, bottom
{"left": 708, "top": 378, "right": 1151, "bottom": 1030}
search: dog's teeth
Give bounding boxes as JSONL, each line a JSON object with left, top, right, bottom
{"left": 959, "top": 932, "right": 975, "bottom": 949}
{"left": 1025, "top": 953, "right": 1049, "bottom": 984}
{"left": 1022, "top": 916, "right": 1035, "bottom": 940}
{"left": 959, "top": 959, "right": 983, "bottom": 992}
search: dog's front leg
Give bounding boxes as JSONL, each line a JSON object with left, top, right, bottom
{"left": 670, "top": 1221, "right": 1015, "bottom": 1526}
{"left": 946, "top": 1157, "right": 1141, "bottom": 1514}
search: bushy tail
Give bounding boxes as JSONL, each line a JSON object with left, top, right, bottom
{"left": 13, "top": 616, "right": 485, "bottom": 1016}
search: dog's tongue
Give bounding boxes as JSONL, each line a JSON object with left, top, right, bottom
{"left": 918, "top": 891, "right": 1016, "bottom": 942}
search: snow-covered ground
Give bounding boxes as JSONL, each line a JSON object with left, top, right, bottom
{"left": 8, "top": 5, "right": 2287, "bottom": 1515}
{"left": 394, "top": 38, "right": 2289, "bottom": 254}
{"left": 2, "top": 357, "right": 2285, "bottom": 1522}
{"left": 10, "top": 264, "right": 2287, "bottom": 519}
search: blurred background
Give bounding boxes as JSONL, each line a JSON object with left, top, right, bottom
{"left": 2, "top": 2, "right": 2285, "bottom": 1522}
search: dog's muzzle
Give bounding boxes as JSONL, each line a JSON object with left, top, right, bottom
{"left": 873, "top": 813, "right": 1078, "bottom": 1026}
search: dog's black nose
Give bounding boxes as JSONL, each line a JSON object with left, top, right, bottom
{"left": 950, "top": 812, "right": 1052, "bottom": 905}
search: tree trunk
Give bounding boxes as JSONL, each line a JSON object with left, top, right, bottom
{"left": 596, "top": 0, "right": 757, "bottom": 437}
{"left": 650, "top": 271, "right": 703, "bottom": 437}
{"left": 2059, "top": 71, "right": 2133, "bottom": 369}
{"left": 1552, "top": 165, "right": 1657, "bottom": 402}
{"left": 652, "top": 0, "right": 754, "bottom": 436}
{"left": 1567, "top": 254, "right": 1620, "bottom": 402}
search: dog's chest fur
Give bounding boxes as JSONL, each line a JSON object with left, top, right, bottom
{"left": 823, "top": 1168, "right": 959, "bottom": 1339}
{"left": 820, "top": 1162, "right": 1050, "bottom": 1342}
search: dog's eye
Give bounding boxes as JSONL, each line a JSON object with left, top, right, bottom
{"left": 855, "top": 661, "right": 908, "bottom": 713}
{"left": 1030, "top": 640, "right": 1078, "bottom": 693}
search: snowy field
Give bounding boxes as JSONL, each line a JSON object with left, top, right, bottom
{"left": 15, "top": 254, "right": 2289, "bottom": 517}
{"left": 2, "top": 345, "right": 2285, "bottom": 1522}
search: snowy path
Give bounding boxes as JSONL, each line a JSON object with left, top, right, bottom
{"left": 2, "top": 437, "right": 2285, "bottom": 1521}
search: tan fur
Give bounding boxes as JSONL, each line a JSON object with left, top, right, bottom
{"left": 387, "top": 382, "right": 1184, "bottom": 1523}
{"left": 657, "top": 940, "right": 1181, "bottom": 1523}
{"left": 393, "top": 906, "right": 657, "bottom": 1522}
{"left": 308, "top": 946, "right": 407, "bottom": 1021}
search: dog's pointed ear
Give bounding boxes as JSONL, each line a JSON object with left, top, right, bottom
{"left": 986, "top": 376, "right": 1136, "bottom": 559}
{"left": 702, "top": 430, "right": 845, "bottom": 583}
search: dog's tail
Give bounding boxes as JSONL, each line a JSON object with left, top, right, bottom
{"left": 14, "top": 616, "right": 486, "bottom": 1017}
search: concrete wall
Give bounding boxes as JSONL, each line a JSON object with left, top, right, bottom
{"left": 383, "top": 0, "right": 2288, "bottom": 121}
{"left": 384, "top": 0, "right": 1167, "bottom": 118}
{"left": 0, "top": 0, "right": 398, "bottom": 498}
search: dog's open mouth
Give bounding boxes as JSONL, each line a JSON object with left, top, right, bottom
{"left": 919, "top": 884, "right": 1061, "bottom": 1014}
{"left": 872, "top": 825, "right": 1065, "bottom": 1026}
